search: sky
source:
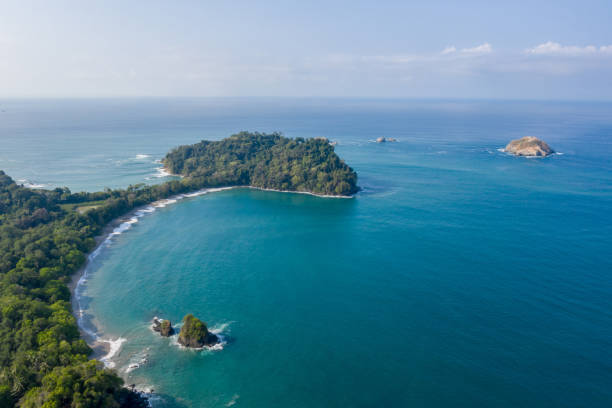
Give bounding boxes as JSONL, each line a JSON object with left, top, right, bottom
{"left": 1, "top": 0, "right": 612, "bottom": 99}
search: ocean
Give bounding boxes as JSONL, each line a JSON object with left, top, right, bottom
{"left": 1, "top": 98, "right": 611, "bottom": 407}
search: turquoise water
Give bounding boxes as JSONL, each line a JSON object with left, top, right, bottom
{"left": 1, "top": 99, "right": 612, "bottom": 407}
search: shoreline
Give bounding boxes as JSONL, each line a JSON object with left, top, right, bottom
{"left": 244, "top": 185, "right": 355, "bottom": 198}
{"left": 161, "top": 164, "right": 356, "bottom": 199}
{"left": 69, "top": 184, "right": 354, "bottom": 364}
{"left": 68, "top": 214, "right": 135, "bottom": 361}
{"left": 497, "top": 147, "right": 562, "bottom": 158}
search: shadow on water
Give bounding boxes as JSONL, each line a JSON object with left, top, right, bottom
{"left": 356, "top": 183, "right": 399, "bottom": 198}
{"left": 229, "top": 187, "right": 359, "bottom": 216}
{"left": 144, "top": 392, "right": 189, "bottom": 408}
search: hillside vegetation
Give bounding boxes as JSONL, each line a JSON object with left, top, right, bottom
{"left": 164, "top": 132, "right": 358, "bottom": 196}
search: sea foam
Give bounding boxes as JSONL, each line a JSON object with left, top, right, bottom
{"left": 124, "top": 347, "right": 150, "bottom": 373}
{"left": 168, "top": 321, "right": 232, "bottom": 352}
{"left": 152, "top": 167, "right": 172, "bottom": 178}
{"left": 226, "top": 394, "right": 240, "bottom": 407}
{"left": 18, "top": 179, "right": 48, "bottom": 189}
{"left": 99, "top": 338, "right": 126, "bottom": 368}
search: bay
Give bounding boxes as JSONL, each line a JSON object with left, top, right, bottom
{"left": 1, "top": 98, "right": 611, "bottom": 407}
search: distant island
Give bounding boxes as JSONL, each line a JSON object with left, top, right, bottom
{"left": 504, "top": 136, "right": 554, "bottom": 157}
{"left": 0, "top": 132, "right": 358, "bottom": 407}
{"left": 376, "top": 137, "right": 397, "bottom": 143}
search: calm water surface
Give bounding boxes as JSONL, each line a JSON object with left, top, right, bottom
{"left": 1, "top": 99, "right": 611, "bottom": 407}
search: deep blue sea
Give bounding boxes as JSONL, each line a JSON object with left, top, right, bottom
{"left": 1, "top": 98, "right": 611, "bottom": 407}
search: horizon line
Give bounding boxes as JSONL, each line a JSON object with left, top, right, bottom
{"left": 1, "top": 96, "right": 611, "bottom": 103}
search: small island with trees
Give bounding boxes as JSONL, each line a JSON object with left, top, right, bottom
{"left": 177, "top": 314, "right": 218, "bottom": 348}
{"left": 0, "top": 132, "right": 358, "bottom": 407}
{"left": 152, "top": 314, "right": 219, "bottom": 348}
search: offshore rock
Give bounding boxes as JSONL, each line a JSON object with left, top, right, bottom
{"left": 152, "top": 317, "right": 175, "bottom": 337}
{"left": 504, "top": 136, "right": 554, "bottom": 157}
{"left": 177, "top": 314, "right": 218, "bottom": 348}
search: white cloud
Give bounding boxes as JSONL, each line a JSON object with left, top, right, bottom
{"left": 460, "top": 43, "right": 492, "bottom": 55}
{"left": 526, "top": 41, "right": 612, "bottom": 56}
{"left": 3, "top": 35, "right": 612, "bottom": 97}
{"left": 440, "top": 43, "right": 492, "bottom": 55}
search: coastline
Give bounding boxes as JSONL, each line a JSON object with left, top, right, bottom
{"left": 68, "top": 183, "right": 354, "bottom": 365}
{"left": 162, "top": 165, "right": 356, "bottom": 198}
{"left": 244, "top": 185, "right": 355, "bottom": 198}
{"left": 68, "top": 214, "right": 135, "bottom": 360}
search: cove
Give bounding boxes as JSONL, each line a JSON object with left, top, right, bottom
{"left": 78, "top": 188, "right": 363, "bottom": 407}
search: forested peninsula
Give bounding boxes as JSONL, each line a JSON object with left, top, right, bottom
{"left": 0, "top": 132, "right": 357, "bottom": 407}
{"left": 164, "top": 132, "right": 358, "bottom": 196}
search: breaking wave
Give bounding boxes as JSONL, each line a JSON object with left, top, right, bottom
{"left": 169, "top": 321, "right": 232, "bottom": 352}
{"left": 99, "top": 338, "right": 126, "bottom": 369}
{"left": 226, "top": 394, "right": 240, "bottom": 407}
{"left": 124, "top": 347, "right": 150, "bottom": 373}
{"left": 18, "top": 179, "right": 48, "bottom": 189}
{"left": 152, "top": 167, "right": 172, "bottom": 178}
